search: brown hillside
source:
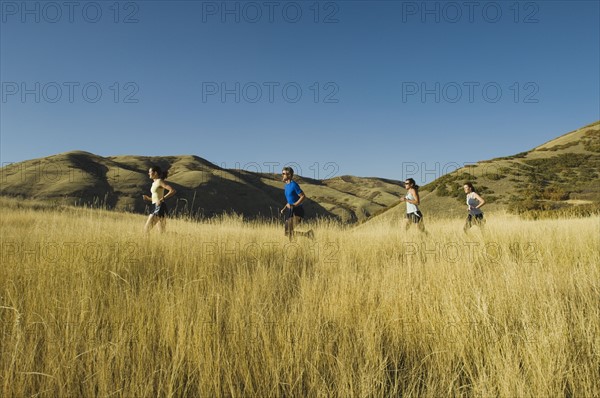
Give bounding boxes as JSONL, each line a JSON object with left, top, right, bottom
{"left": 362, "top": 120, "right": 600, "bottom": 224}
{"left": 0, "top": 152, "right": 404, "bottom": 222}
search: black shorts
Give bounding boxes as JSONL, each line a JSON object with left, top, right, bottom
{"left": 466, "top": 213, "right": 484, "bottom": 225}
{"left": 150, "top": 202, "right": 167, "bottom": 218}
{"left": 406, "top": 211, "right": 423, "bottom": 223}
{"left": 285, "top": 205, "right": 304, "bottom": 221}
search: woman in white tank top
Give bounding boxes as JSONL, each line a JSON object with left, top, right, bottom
{"left": 463, "top": 182, "right": 485, "bottom": 232}
{"left": 400, "top": 178, "right": 426, "bottom": 233}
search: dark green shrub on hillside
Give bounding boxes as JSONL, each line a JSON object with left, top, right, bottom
{"left": 516, "top": 202, "right": 600, "bottom": 219}
{"left": 543, "top": 186, "right": 570, "bottom": 201}
{"left": 489, "top": 151, "right": 530, "bottom": 161}
{"left": 436, "top": 184, "right": 449, "bottom": 197}
{"left": 582, "top": 129, "right": 600, "bottom": 153}
{"left": 486, "top": 195, "right": 498, "bottom": 203}
{"left": 579, "top": 168, "right": 598, "bottom": 180}
{"left": 487, "top": 173, "right": 505, "bottom": 181}
{"left": 424, "top": 171, "right": 477, "bottom": 192}
{"left": 537, "top": 141, "right": 579, "bottom": 151}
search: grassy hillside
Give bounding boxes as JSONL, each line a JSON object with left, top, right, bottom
{"left": 0, "top": 152, "right": 404, "bottom": 223}
{"left": 2, "top": 121, "right": 598, "bottom": 224}
{"left": 365, "top": 120, "right": 600, "bottom": 224}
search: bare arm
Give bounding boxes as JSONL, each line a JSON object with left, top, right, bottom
{"left": 472, "top": 192, "right": 485, "bottom": 209}
{"left": 294, "top": 192, "right": 306, "bottom": 206}
{"left": 403, "top": 188, "right": 420, "bottom": 205}
{"left": 159, "top": 181, "right": 176, "bottom": 201}
{"left": 281, "top": 192, "right": 306, "bottom": 213}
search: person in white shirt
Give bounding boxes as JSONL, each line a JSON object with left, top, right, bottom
{"left": 142, "top": 166, "right": 176, "bottom": 233}
{"left": 399, "top": 178, "right": 426, "bottom": 233}
{"left": 463, "top": 182, "right": 486, "bottom": 232}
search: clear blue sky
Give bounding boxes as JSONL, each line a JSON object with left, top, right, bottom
{"left": 1, "top": 0, "right": 599, "bottom": 184}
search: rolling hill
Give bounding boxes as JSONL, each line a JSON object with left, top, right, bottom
{"left": 2, "top": 121, "right": 598, "bottom": 224}
{"left": 0, "top": 152, "right": 405, "bottom": 223}
{"left": 362, "top": 120, "right": 600, "bottom": 225}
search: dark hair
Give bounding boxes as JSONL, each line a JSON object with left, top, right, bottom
{"left": 282, "top": 166, "right": 294, "bottom": 177}
{"left": 150, "top": 166, "right": 168, "bottom": 179}
{"left": 464, "top": 182, "right": 475, "bottom": 192}
{"left": 405, "top": 178, "right": 419, "bottom": 190}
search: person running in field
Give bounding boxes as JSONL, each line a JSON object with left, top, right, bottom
{"left": 142, "top": 166, "right": 176, "bottom": 233}
{"left": 463, "top": 182, "right": 485, "bottom": 232}
{"left": 400, "top": 178, "right": 426, "bottom": 233}
{"left": 280, "top": 167, "right": 314, "bottom": 240}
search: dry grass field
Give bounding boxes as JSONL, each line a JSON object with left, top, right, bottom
{"left": 1, "top": 197, "right": 599, "bottom": 397}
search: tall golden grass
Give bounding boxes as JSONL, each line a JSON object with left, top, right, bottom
{"left": 1, "top": 197, "right": 598, "bottom": 397}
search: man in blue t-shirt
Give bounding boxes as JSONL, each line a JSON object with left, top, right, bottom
{"left": 280, "top": 167, "right": 314, "bottom": 240}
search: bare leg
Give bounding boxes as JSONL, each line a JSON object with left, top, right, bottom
{"left": 463, "top": 216, "right": 472, "bottom": 233}
{"left": 292, "top": 216, "right": 301, "bottom": 235}
{"left": 477, "top": 217, "right": 485, "bottom": 233}
{"left": 405, "top": 219, "right": 411, "bottom": 231}
{"left": 292, "top": 216, "right": 314, "bottom": 239}
{"left": 157, "top": 217, "right": 166, "bottom": 233}
{"left": 286, "top": 216, "right": 313, "bottom": 240}
{"left": 144, "top": 214, "right": 159, "bottom": 233}
{"left": 291, "top": 216, "right": 307, "bottom": 239}
{"left": 285, "top": 216, "right": 295, "bottom": 241}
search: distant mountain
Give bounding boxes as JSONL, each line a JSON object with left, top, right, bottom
{"left": 0, "top": 152, "right": 404, "bottom": 223}
{"left": 361, "top": 120, "right": 600, "bottom": 224}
